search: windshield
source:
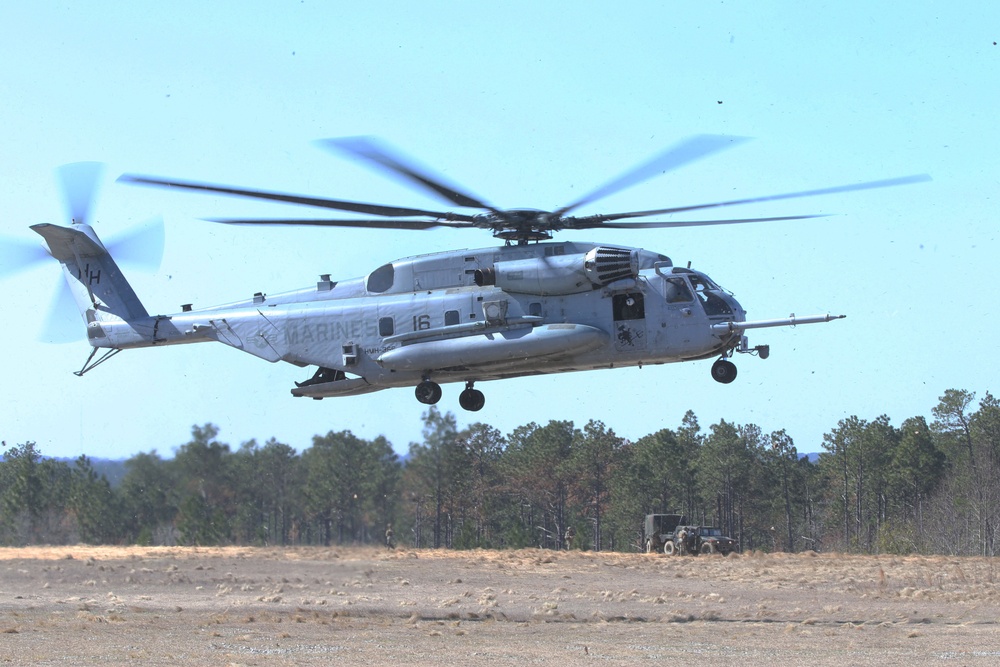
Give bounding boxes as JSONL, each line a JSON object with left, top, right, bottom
{"left": 689, "top": 275, "right": 733, "bottom": 316}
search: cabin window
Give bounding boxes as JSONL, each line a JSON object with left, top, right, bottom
{"left": 367, "top": 263, "right": 395, "bottom": 293}
{"left": 444, "top": 310, "right": 460, "bottom": 326}
{"left": 529, "top": 302, "right": 542, "bottom": 316}
{"left": 379, "top": 317, "right": 394, "bottom": 337}
{"left": 612, "top": 292, "right": 645, "bottom": 321}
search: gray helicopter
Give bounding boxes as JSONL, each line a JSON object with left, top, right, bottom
{"left": 27, "top": 136, "right": 928, "bottom": 411}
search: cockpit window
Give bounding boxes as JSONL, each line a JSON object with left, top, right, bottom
{"left": 690, "top": 275, "right": 733, "bottom": 316}
{"left": 689, "top": 275, "right": 719, "bottom": 292}
{"left": 663, "top": 277, "right": 693, "bottom": 303}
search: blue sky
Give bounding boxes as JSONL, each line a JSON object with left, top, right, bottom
{"left": 2, "top": 2, "right": 997, "bottom": 459}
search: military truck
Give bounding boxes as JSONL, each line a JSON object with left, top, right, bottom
{"left": 694, "top": 526, "right": 737, "bottom": 555}
{"left": 643, "top": 514, "right": 737, "bottom": 556}
{"left": 643, "top": 513, "right": 686, "bottom": 554}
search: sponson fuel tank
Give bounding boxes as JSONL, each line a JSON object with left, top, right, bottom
{"left": 475, "top": 247, "right": 639, "bottom": 295}
{"left": 377, "top": 323, "right": 607, "bottom": 371}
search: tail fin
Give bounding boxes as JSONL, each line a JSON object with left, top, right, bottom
{"left": 31, "top": 222, "right": 149, "bottom": 323}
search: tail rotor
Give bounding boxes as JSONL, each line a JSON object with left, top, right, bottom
{"left": 57, "top": 161, "right": 104, "bottom": 225}
{"left": 2, "top": 162, "right": 165, "bottom": 342}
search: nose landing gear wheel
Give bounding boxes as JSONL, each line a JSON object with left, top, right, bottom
{"left": 415, "top": 380, "right": 442, "bottom": 405}
{"left": 711, "top": 359, "right": 737, "bottom": 384}
{"left": 459, "top": 384, "right": 486, "bottom": 412}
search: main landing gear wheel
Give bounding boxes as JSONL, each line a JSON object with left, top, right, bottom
{"left": 459, "top": 383, "right": 486, "bottom": 412}
{"left": 711, "top": 359, "right": 737, "bottom": 384}
{"left": 415, "top": 380, "right": 442, "bottom": 405}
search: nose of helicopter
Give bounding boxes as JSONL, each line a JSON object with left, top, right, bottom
{"left": 723, "top": 292, "right": 747, "bottom": 322}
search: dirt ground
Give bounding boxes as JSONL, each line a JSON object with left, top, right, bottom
{"left": 2, "top": 546, "right": 999, "bottom": 666}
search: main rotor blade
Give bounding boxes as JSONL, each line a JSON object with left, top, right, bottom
{"left": 319, "top": 136, "right": 498, "bottom": 212}
{"left": 588, "top": 174, "right": 932, "bottom": 223}
{"left": 119, "top": 174, "right": 475, "bottom": 220}
{"left": 553, "top": 135, "right": 750, "bottom": 217}
{"left": 571, "top": 214, "right": 828, "bottom": 230}
{"left": 58, "top": 162, "right": 104, "bottom": 224}
{"left": 206, "top": 217, "right": 476, "bottom": 230}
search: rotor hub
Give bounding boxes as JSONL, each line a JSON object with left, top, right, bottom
{"left": 474, "top": 209, "right": 559, "bottom": 243}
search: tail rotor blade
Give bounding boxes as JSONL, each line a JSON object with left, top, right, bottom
{"left": 0, "top": 237, "right": 50, "bottom": 279}
{"left": 57, "top": 162, "right": 104, "bottom": 224}
{"left": 107, "top": 216, "right": 165, "bottom": 271}
{"left": 38, "top": 277, "right": 83, "bottom": 344}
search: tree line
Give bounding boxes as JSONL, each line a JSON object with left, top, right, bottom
{"left": 1, "top": 388, "right": 997, "bottom": 555}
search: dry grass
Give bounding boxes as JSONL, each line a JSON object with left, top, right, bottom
{"left": 2, "top": 546, "right": 1000, "bottom": 665}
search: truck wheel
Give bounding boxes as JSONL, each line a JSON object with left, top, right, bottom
{"left": 664, "top": 541, "right": 676, "bottom": 556}
{"left": 700, "top": 542, "right": 715, "bottom": 555}
{"left": 645, "top": 539, "right": 653, "bottom": 553}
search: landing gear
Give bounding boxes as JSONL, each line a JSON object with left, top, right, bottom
{"left": 414, "top": 378, "right": 485, "bottom": 410}
{"left": 711, "top": 358, "right": 737, "bottom": 384}
{"left": 459, "top": 382, "right": 486, "bottom": 412}
{"left": 415, "top": 379, "right": 442, "bottom": 405}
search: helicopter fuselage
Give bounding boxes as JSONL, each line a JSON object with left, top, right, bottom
{"left": 88, "top": 240, "right": 754, "bottom": 402}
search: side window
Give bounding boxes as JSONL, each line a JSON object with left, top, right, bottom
{"left": 444, "top": 310, "right": 460, "bottom": 326}
{"left": 529, "top": 301, "right": 542, "bottom": 317}
{"left": 612, "top": 292, "right": 645, "bottom": 321}
{"left": 367, "top": 263, "right": 395, "bottom": 293}
{"left": 379, "top": 316, "right": 394, "bottom": 337}
{"left": 664, "top": 277, "right": 693, "bottom": 303}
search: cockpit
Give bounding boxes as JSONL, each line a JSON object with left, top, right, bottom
{"left": 657, "top": 267, "right": 740, "bottom": 318}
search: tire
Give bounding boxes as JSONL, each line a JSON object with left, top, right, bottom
{"left": 415, "top": 380, "right": 442, "bottom": 405}
{"left": 664, "top": 541, "right": 676, "bottom": 556}
{"left": 700, "top": 542, "right": 715, "bottom": 555}
{"left": 645, "top": 539, "right": 653, "bottom": 554}
{"left": 711, "top": 359, "right": 737, "bottom": 384}
{"left": 459, "top": 387, "right": 485, "bottom": 411}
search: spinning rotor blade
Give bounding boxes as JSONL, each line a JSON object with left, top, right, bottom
{"left": 207, "top": 217, "right": 474, "bottom": 230}
{"left": 0, "top": 237, "right": 50, "bottom": 278}
{"left": 585, "top": 174, "right": 932, "bottom": 223}
{"left": 119, "top": 174, "right": 475, "bottom": 220}
{"left": 2, "top": 162, "right": 107, "bottom": 279}
{"left": 58, "top": 161, "right": 104, "bottom": 224}
{"left": 573, "top": 214, "right": 828, "bottom": 229}
{"left": 106, "top": 216, "right": 165, "bottom": 271}
{"left": 320, "top": 136, "right": 498, "bottom": 212}
{"left": 39, "top": 277, "right": 83, "bottom": 344}
{"left": 553, "top": 135, "right": 749, "bottom": 217}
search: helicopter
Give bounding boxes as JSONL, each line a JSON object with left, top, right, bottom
{"left": 26, "top": 135, "right": 928, "bottom": 411}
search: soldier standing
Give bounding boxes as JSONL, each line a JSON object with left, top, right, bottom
{"left": 385, "top": 523, "right": 395, "bottom": 550}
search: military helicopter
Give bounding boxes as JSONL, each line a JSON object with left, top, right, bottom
{"left": 26, "top": 136, "right": 928, "bottom": 411}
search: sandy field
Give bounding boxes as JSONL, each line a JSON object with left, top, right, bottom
{"left": 2, "top": 545, "right": 999, "bottom": 666}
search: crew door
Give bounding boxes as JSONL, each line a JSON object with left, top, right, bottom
{"left": 611, "top": 290, "right": 647, "bottom": 351}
